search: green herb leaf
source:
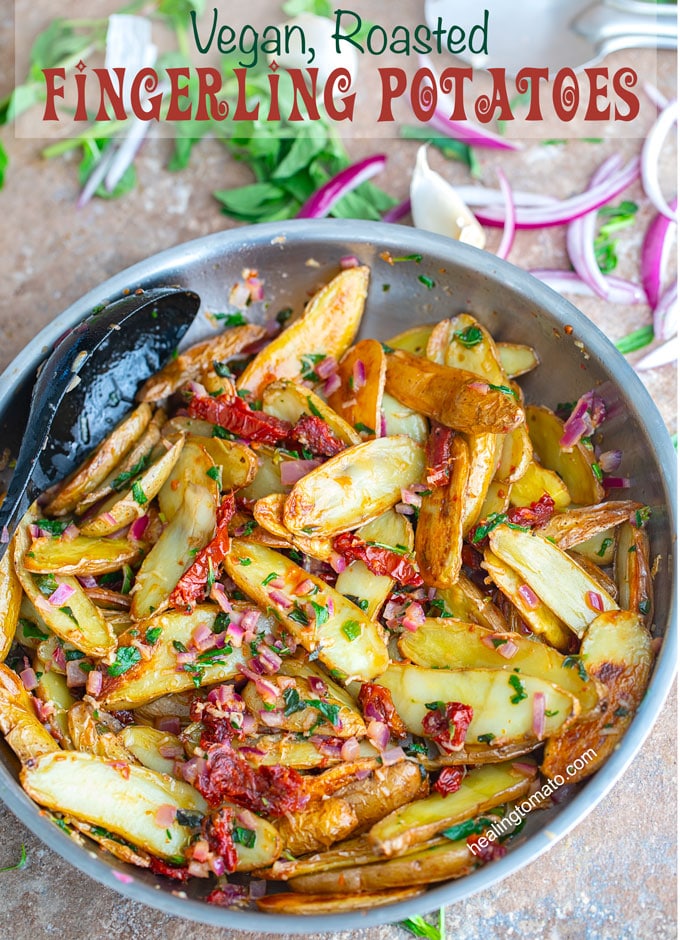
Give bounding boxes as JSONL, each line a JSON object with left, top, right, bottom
{"left": 596, "top": 537, "right": 613, "bottom": 558}
{"left": 36, "top": 518, "right": 69, "bottom": 537}
{"left": 107, "top": 646, "right": 141, "bottom": 677}
{"left": 307, "top": 699, "right": 341, "bottom": 727}
{"left": 131, "top": 481, "right": 148, "bottom": 505}
{"left": 232, "top": 826, "right": 257, "bottom": 848}
{"left": 35, "top": 573, "right": 58, "bottom": 597}
{"left": 0, "top": 844, "right": 27, "bottom": 872}
{"left": 112, "top": 454, "right": 150, "bottom": 491}
{"left": 18, "top": 619, "right": 49, "bottom": 641}
{"left": 615, "top": 325, "right": 654, "bottom": 355}
{"left": 176, "top": 809, "right": 204, "bottom": 829}
{"left": 145, "top": 626, "right": 162, "bottom": 645}
{"left": 341, "top": 619, "right": 361, "bottom": 641}
{"left": 354, "top": 422, "right": 375, "bottom": 434}
{"left": 306, "top": 396, "right": 324, "bottom": 419}
{"left": 453, "top": 325, "right": 483, "bottom": 347}
{"left": 508, "top": 674, "right": 527, "bottom": 704}
{"left": 283, "top": 687, "right": 306, "bottom": 716}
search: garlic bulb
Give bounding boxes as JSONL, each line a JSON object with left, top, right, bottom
{"left": 410, "top": 146, "right": 486, "bottom": 249}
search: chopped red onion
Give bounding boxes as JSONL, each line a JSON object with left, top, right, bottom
{"left": 293, "top": 578, "right": 315, "bottom": 596}
{"left": 353, "top": 359, "right": 366, "bottom": 390}
{"left": 495, "top": 167, "right": 516, "bottom": 261}
{"left": 469, "top": 381, "right": 489, "bottom": 394}
{"left": 191, "top": 622, "right": 216, "bottom": 652}
{"left": 566, "top": 155, "right": 623, "bottom": 301}
{"left": 308, "top": 676, "right": 328, "bottom": 696}
{"left": 259, "top": 708, "right": 284, "bottom": 728}
{"left": 48, "top": 583, "right": 75, "bottom": 606}
{"left": 52, "top": 644, "right": 67, "bottom": 672}
{"left": 641, "top": 100, "right": 678, "bottom": 221}
{"left": 380, "top": 746, "right": 406, "bottom": 766}
{"left": 20, "top": 667, "right": 39, "bottom": 691}
{"left": 400, "top": 486, "right": 423, "bottom": 508}
{"left": 66, "top": 659, "right": 88, "bottom": 688}
{"left": 518, "top": 584, "right": 539, "bottom": 610}
{"left": 297, "top": 154, "right": 387, "bottom": 219}
{"left": 641, "top": 200, "right": 677, "bottom": 308}
{"left": 340, "top": 255, "right": 359, "bottom": 269}
{"left": 379, "top": 410, "right": 387, "bottom": 438}
{"left": 77, "top": 575, "right": 98, "bottom": 589}
{"left": 323, "top": 372, "right": 342, "bottom": 396}
{"left": 586, "top": 591, "right": 604, "bottom": 612}
{"left": 157, "top": 716, "right": 181, "bottom": 735}
{"left": 0, "top": 526, "right": 9, "bottom": 544}
{"left": 340, "top": 736, "right": 361, "bottom": 761}
{"left": 210, "top": 582, "right": 233, "bottom": 614}
{"left": 329, "top": 551, "right": 347, "bottom": 574}
{"left": 532, "top": 693, "right": 546, "bottom": 738}
{"left": 653, "top": 282, "right": 678, "bottom": 342}
{"left": 528, "top": 270, "right": 645, "bottom": 304}
{"left": 268, "top": 589, "right": 293, "bottom": 609}
{"left": 61, "top": 523, "right": 80, "bottom": 541}
{"left": 315, "top": 737, "right": 344, "bottom": 758}
{"left": 86, "top": 669, "right": 103, "bottom": 696}
{"left": 102, "top": 512, "right": 118, "bottom": 527}
{"left": 603, "top": 476, "right": 632, "bottom": 489}
{"left": 395, "top": 503, "right": 415, "bottom": 515}
{"left": 474, "top": 158, "right": 640, "bottom": 228}
{"left": 241, "top": 713, "right": 257, "bottom": 735}
{"left": 367, "top": 719, "right": 390, "bottom": 751}
{"left": 246, "top": 275, "right": 264, "bottom": 303}
{"left": 511, "top": 761, "right": 536, "bottom": 777}
{"left": 175, "top": 650, "right": 197, "bottom": 666}
{"left": 129, "top": 514, "right": 149, "bottom": 541}
{"left": 316, "top": 356, "right": 339, "bottom": 380}
{"left": 159, "top": 742, "right": 184, "bottom": 759}
{"left": 497, "top": 638, "right": 519, "bottom": 660}
{"left": 257, "top": 643, "right": 283, "bottom": 674}
{"left": 598, "top": 450, "right": 622, "bottom": 473}
{"left": 112, "top": 871, "right": 134, "bottom": 885}
{"left": 280, "top": 459, "right": 322, "bottom": 486}
{"left": 249, "top": 879, "right": 267, "bottom": 900}
{"left": 181, "top": 756, "right": 207, "bottom": 784}
{"left": 560, "top": 392, "right": 606, "bottom": 449}
{"left": 29, "top": 524, "right": 41, "bottom": 539}
{"left": 241, "top": 608, "right": 261, "bottom": 633}
{"left": 209, "top": 855, "right": 226, "bottom": 877}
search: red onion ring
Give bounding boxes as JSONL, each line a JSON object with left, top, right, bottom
{"left": 495, "top": 168, "right": 516, "bottom": 261}
{"left": 297, "top": 155, "right": 387, "bottom": 219}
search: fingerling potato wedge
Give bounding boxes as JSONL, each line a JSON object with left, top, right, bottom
{"left": 526, "top": 405, "right": 604, "bottom": 505}
{"left": 615, "top": 521, "right": 653, "bottom": 626}
{"left": 283, "top": 436, "right": 425, "bottom": 537}
{"left": 497, "top": 342, "right": 540, "bottom": 378}
{"left": 539, "top": 500, "right": 642, "bottom": 553}
{"left": 223, "top": 539, "right": 389, "bottom": 682}
{"left": 21, "top": 750, "right": 206, "bottom": 859}
{"left": 255, "top": 887, "right": 424, "bottom": 914}
{"left": 23, "top": 535, "right": 145, "bottom": 577}
{"left": 488, "top": 524, "right": 618, "bottom": 638}
{"left": 45, "top": 403, "right": 153, "bottom": 516}
{"left": 0, "top": 663, "right": 60, "bottom": 762}
{"left": 386, "top": 324, "right": 433, "bottom": 355}
{"left": 0, "top": 544, "right": 21, "bottom": 661}
{"left": 385, "top": 350, "right": 523, "bottom": 434}
{"left": 368, "top": 760, "right": 535, "bottom": 856}
{"left": 416, "top": 434, "right": 468, "bottom": 588}
{"left": 253, "top": 493, "right": 334, "bottom": 562}
{"left": 119, "top": 725, "right": 184, "bottom": 777}
{"left": 262, "top": 380, "right": 360, "bottom": 446}
{"left": 327, "top": 339, "right": 386, "bottom": 439}
{"left": 437, "top": 576, "right": 510, "bottom": 633}
{"left": 380, "top": 392, "right": 428, "bottom": 444}
{"left": 509, "top": 461, "right": 571, "bottom": 510}
{"left": 238, "top": 266, "right": 370, "bottom": 396}
{"left": 138, "top": 324, "right": 266, "bottom": 402}
{"left": 158, "top": 439, "right": 218, "bottom": 523}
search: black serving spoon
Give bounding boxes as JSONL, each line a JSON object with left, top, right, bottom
{"left": 0, "top": 286, "right": 201, "bottom": 558}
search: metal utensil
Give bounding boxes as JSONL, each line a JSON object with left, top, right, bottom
{"left": 425, "top": 0, "right": 677, "bottom": 76}
{"left": 0, "top": 286, "right": 200, "bottom": 555}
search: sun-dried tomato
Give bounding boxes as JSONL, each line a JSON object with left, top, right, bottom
{"left": 203, "top": 805, "right": 239, "bottom": 873}
{"left": 148, "top": 856, "right": 191, "bottom": 881}
{"left": 422, "top": 701, "right": 473, "bottom": 753}
{"left": 200, "top": 713, "right": 236, "bottom": 747}
{"left": 110, "top": 709, "right": 135, "bottom": 726}
{"left": 333, "top": 532, "right": 423, "bottom": 587}
{"left": 169, "top": 493, "right": 236, "bottom": 611}
{"left": 206, "top": 885, "right": 248, "bottom": 908}
{"left": 461, "top": 543, "right": 484, "bottom": 570}
{"left": 189, "top": 393, "right": 291, "bottom": 445}
{"left": 289, "top": 414, "right": 345, "bottom": 457}
{"left": 434, "top": 766, "right": 465, "bottom": 796}
{"left": 358, "top": 683, "right": 408, "bottom": 738}
{"left": 507, "top": 493, "right": 555, "bottom": 528}
{"left": 196, "top": 742, "right": 308, "bottom": 816}
{"left": 426, "top": 423, "right": 455, "bottom": 487}
{"left": 466, "top": 834, "right": 507, "bottom": 862}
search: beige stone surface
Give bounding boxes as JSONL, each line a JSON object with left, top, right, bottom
{"left": 0, "top": 2, "right": 676, "bottom": 938}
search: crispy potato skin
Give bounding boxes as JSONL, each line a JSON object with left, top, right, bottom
{"left": 416, "top": 434, "right": 468, "bottom": 588}
{"left": 0, "top": 663, "right": 60, "bottom": 763}
{"left": 255, "top": 886, "right": 424, "bottom": 914}
{"left": 45, "top": 404, "right": 152, "bottom": 516}
{"left": 541, "top": 501, "right": 643, "bottom": 551}
{"left": 335, "top": 760, "right": 429, "bottom": 831}
{"left": 238, "top": 266, "right": 370, "bottom": 396}
{"left": 328, "top": 339, "right": 386, "bottom": 437}
{"left": 542, "top": 611, "right": 653, "bottom": 783}
{"left": 385, "top": 350, "right": 523, "bottom": 434}
{"left": 277, "top": 797, "right": 359, "bottom": 856}
{"left": 0, "top": 545, "right": 21, "bottom": 661}
{"left": 138, "top": 325, "right": 266, "bottom": 402}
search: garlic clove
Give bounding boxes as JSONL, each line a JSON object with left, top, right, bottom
{"left": 410, "top": 146, "right": 486, "bottom": 250}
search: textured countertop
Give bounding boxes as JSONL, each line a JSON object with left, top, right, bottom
{"left": 0, "top": 2, "right": 676, "bottom": 937}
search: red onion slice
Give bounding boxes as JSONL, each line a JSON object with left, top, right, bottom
{"left": 635, "top": 337, "right": 678, "bottom": 371}
{"left": 532, "top": 693, "right": 546, "bottom": 738}
{"left": 280, "top": 459, "right": 322, "bottom": 486}
{"left": 20, "top": 667, "right": 39, "bottom": 691}
{"left": 495, "top": 168, "right": 516, "bottom": 261}
{"left": 383, "top": 198, "right": 411, "bottom": 223}
{"left": 474, "top": 159, "right": 640, "bottom": 229}
{"left": 528, "top": 270, "right": 645, "bottom": 304}
{"left": 297, "top": 155, "right": 387, "bottom": 219}
{"left": 381, "top": 746, "right": 406, "bottom": 766}
{"left": 429, "top": 104, "right": 521, "bottom": 153}
{"left": 0, "top": 526, "right": 8, "bottom": 544}
{"left": 86, "top": 669, "right": 103, "bottom": 696}
{"left": 48, "top": 583, "right": 75, "bottom": 607}
{"left": 66, "top": 659, "right": 88, "bottom": 688}
{"left": 641, "top": 199, "right": 677, "bottom": 308}
{"left": 653, "top": 283, "right": 678, "bottom": 342}
{"left": 129, "top": 514, "right": 149, "bottom": 541}
{"left": 641, "top": 100, "right": 678, "bottom": 222}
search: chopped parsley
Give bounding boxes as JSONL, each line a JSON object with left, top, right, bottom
{"left": 145, "top": 626, "right": 162, "bottom": 645}
{"left": 354, "top": 422, "right": 375, "bottom": 434}
{"left": 176, "top": 809, "right": 204, "bottom": 829}
{"left": 306, "top": 396, "right": 323, "bottom": 419}
{"left": 35, "top": 574, "right": 58, "bottom": 597}
{"left": 591, "top": 462, "right": 604, "bottom": 482}
{"left": 344, "top": 594, "right": 369, "bottom": 611}
{"left": 427, "top": 597, "right": 454, "bottom": 618}
{"left": 262, "top": 572, "right": 278, "bottom": 586}
{"left": 238, "top": 558, "right": 252, "bottom": 566}
{"left": 58, "top": 606, "right": 79, "bottom": 625}
{"left": 276, "top": 307, "right": 293, "bottom": 325}
{"left": 508, "top": 674, "right": 527, "bottom": 704}
{"left": 288, "top": 605, "right": 309, "bottom": 626}
{"left": 311, "top": 601, "right": 329, "bottom": 626}
{"left": 131, "top": 482, "right": 147, "bottom": 505}
{"left": 107, "top": 646, "right": 141, "bottom": 677}
{"left": 206, "top": 465, "right": 222, "bottom": 483}
{"left": 212, "top": 425, "right": 237, "bottom": 441}
{"left": 232, "top": 826, "right": 257, "bottom": 848}
{"left": 453, "top": 325, "right": 483, "bottom": 347}
{"left": 172, "top": 640, "right": 188, "bottom": 653}
{"left": 391, "top": 253, "right": 422, "bottom": 263}
{"left": 307, "top": 699, "right": 341, "bottom": 727}
{"left": 477, "top": 733, "right": 495, "bottom": 744}
{"left": 18, "top": 619, "right": 48, "bottom": 641}
{"left": 213, "top": 311, "right": 246, "bottom": 327}
{"left": 36, "top": 518, "right": 69, "bottom": 537}
{"left": 112, "top": 455, "right": 150, "bottom": 491}
{"left": 488, "top": 383, "right": 518, "bottom": 399}
{"left": 283, "top": 687, "right": 306, "bottom": 716}
{"left": 418, "top": 275, "right": 435, "bottom": 289}
{"left": 341, "top": 619, "right": 361, "bottom": 641}
{"left": 638, "top": 598, "right": 651, "bottom": 614}
{"left": 634, "top": 506, "right": 651, "bottom": 528}
{"left": 596, "top": 537, "right": 613, "bottom": 558}
{"left": 121, "top": 565, "right": 133, "bottom": 595}
{"left": 299, "top": 353, "right": 326, "bottom": 382}
{"left": 213, "top": 361, "right": 233, "bottom": 378}
{"left": 563, "top": 655, "right": 589, "bottom": 683}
